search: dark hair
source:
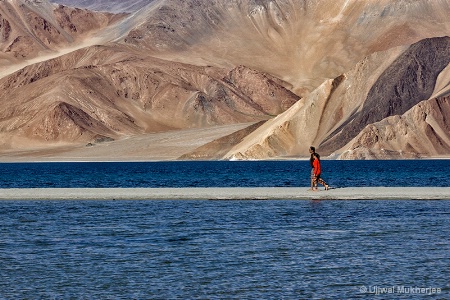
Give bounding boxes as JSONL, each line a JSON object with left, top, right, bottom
{"left": 309, "top": 146, "right": 316, "bottom": 167}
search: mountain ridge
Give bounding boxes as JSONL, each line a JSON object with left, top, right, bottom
{"left": 1, "top": 0, "right": 450, "bottom": 160}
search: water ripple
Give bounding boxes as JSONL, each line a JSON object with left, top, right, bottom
{"left": 0, "top": 200, "right": 449, "bottom": 299}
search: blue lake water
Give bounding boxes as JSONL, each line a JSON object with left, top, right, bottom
{"left": 0, "top": 159, "right": 449, "bottom": 188}
{"left": 0, "top": 160, "right": 449, "bottom": 299}
{"left": 0, "top": 200, "right": 449, "bottom": 299}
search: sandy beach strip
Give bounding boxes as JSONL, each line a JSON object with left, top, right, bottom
{"left": 0, "top": 187, "right": 449, "bottom": 200}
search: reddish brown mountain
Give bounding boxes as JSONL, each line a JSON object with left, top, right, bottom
{"left": 0, "top": 43, "right": 299, "bottom": 150}
{"left": 0, "top": 0, "right": 122, "bottom": 62}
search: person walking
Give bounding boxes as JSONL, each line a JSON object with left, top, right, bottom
{"left": 309, "top": 146, "right": 316, "bottom": 190}
{"left": 312, "top": 152, "right": 329, "bottom": 191}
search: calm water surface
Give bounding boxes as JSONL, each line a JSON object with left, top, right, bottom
{"left": 1, "top": 200, "right": 449, "bottom": 299}
{"left": 1, "top": 160, "right": 449, "bottom": 298}
{"left": 0, "top": 160, "right": 449, "bottom": 188}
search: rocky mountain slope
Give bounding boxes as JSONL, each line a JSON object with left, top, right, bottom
{"left": 1, "top": 0, "right": 450, "bottom": 160}
{"left": 0, "top": 44, "right": 299, "bottom": 150}
{"left": 320, "top": 37, "right": 450, "bottom": 154}
{"left": 221, "top": 37, "right": 450, "bottom": 160}
{"left": 0, "top": 0, "right": 122, "bottom": 64}
{"left": 118, "top": 0, "right": 450, "bottom": 97}
{"left": 339, "top": 95, "right": 450, "bottom": 159}
{"left": 49, "top": 0, "right": 151, "bottom": 13}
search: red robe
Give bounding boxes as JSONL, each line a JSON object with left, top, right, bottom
{"left": 313, "top": 158, "right": 321, "bottom": 176}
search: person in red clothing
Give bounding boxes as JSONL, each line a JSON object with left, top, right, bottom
{"left": 309, "top": 146, "right": 316, "bottom": 190}
{"left": 312, "top": 152, "right": 329, "bottom": 191}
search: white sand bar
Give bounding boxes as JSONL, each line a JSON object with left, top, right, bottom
{"left": 0, "top": 187, "right": 449, "bottom": 200}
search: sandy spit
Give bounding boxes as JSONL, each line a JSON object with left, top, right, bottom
{"left": 0, "top": 187, "right": 449, "bottom": 200}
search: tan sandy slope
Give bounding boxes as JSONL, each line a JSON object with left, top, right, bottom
{"left": 0, "top": 123, "right": 254, "bottom": 161}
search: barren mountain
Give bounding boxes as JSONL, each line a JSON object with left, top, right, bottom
{"left": 1, "top": 0, "right": 450, "bottom": 160}
{"left": 0, "top": 0, "right": 123, "bottom": 64}
{"left": 119, "top": 0, "right": 450, "bottom": 96}
{"left": 0, "top": 43, "right": 299, "bottom": 150}
{"left": 320, "top": 37, "right": 450, "bottom": 154}
{"left": 221, "top": 37, "right": 450, "bottom": 160}
{"left": 340, "top": 95, "right": 450, "bottom": 159}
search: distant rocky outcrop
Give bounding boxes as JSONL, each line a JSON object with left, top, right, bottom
{"left": 320, "top": 37, "right": 450, "bottom": 155}
{"left": 26, "top": 101, "right": 117, "bottom": 142}
{"left": 339, "top": 95, "right": 450, "bottom": 159}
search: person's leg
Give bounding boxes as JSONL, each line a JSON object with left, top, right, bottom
{"left": 318, "top": 177, "right": 329, "bottom": 190}
{"left": 312, "top": 177, "right": 318, "bottom": 191}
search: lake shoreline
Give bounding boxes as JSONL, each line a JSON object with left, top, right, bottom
{"left": 1, "top": 187, "right": 449, "bottom": 200}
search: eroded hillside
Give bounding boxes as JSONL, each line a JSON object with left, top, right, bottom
{"left": 340, "top": 95, "right": 450, "bottom": 159}
{"left": 119, "top": 0, "right": 450, "bottom": 96}
{"left": 0, "top": 44, "right": 299, "bottom": 150}
{"left": 0, "top": 0, "right": 122, "bottom": 64}
{"left": 212, "top": 37, "right": 450, "bottom": 160}
{"left": 1, "top": 0, "right": 450, "bottom": 160}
